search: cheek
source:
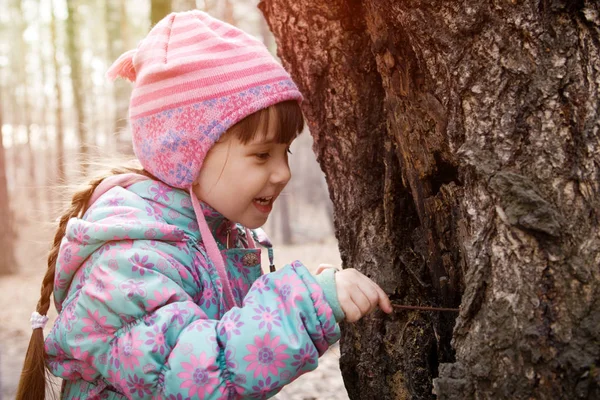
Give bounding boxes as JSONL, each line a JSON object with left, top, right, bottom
{"left": 194, "top": 170, "right": 218, "bottom": 203}
{"left": 214, "top": 171, "right": 255, "bottom": 209}
{"left": 196, "top": 154, "right": 225, "bottom": 190}
{"left": 227, "top": 162, "right": 269, "bottom": 190}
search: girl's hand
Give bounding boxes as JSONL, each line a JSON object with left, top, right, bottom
{"left": 335, "top": 268, "right": 393, "bottom": 322}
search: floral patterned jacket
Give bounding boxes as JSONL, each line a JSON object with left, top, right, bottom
{"left": 45, "top": 179, "right": 341, "bottom": 399}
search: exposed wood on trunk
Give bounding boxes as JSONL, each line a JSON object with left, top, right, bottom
{"left": 260, "top": 0, "right": 600, "bottom": 398}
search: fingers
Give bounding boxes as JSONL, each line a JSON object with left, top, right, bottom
{"left": 355, "top": 282, "right": 380, "bottom": 314}
{"left": 344, "top": 301, "right": 363, "bottom": 323}
{"left": 356, "top": 278, "right": 392, "bottom": 315}
{"left": 350, "top": 287, "right": 374, "bottom": 316}
{"left": 337, "top": 283, "right": 361, "bottom": 322}
{"left": 335, "top": 268, "right": 393, "bottom": 322}
{"left": 369, "top": 279, "right": 393, "bottom": 314}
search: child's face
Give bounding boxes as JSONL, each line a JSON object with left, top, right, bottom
{"left": 194, "top": 123, "right": 293, "bottom": 229}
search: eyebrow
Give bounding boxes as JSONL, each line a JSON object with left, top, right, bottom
{"left": 249, "top": 139, "right": 277, "bottom": 145}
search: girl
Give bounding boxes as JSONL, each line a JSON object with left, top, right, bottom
{"left": 17, "top": 10, "right": 391, "bottom": 400}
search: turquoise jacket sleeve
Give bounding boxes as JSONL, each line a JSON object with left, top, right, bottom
{"left": 314, "top": 268, "right": 345, "bottom": 322}
{"left": 46, "top": 239, "right": 341, "bottom": 399}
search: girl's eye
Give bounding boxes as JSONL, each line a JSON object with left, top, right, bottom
{"left": 287, "top": 148, "right": 293, "bottom": 155}
{"left": 256, "top": 152, "right": 270, "bottom": 160}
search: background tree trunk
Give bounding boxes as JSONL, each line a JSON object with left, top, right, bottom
{"left": 223, "top": 0, "right": 236, "bottom": 25}
{"left": 0, "top": 90, "right": 17, "bottom": 276}
{"left": 5, "top": 85, "right": 20, "bottom": 186}
{"left": 51, "top": 0, "right": 66, "bottom": 187}
{"left": 105, "top": 0, "right": 133, "bottom": 154}
{"left": 12, "top": 0, "right": 39, "bottom": 213}
{"left": 66, "top": 0, "right": 89, "bottom": 176}
{"left": 279, "top": 194, "right": 293, "bottom": 245}
{"left": 259, "top": 12, "right": 274, "bottom": 51}
{"left": 151, "top": 0, "right": 172, "bottom": 27}
{"left": 173, "top": 0, "right": 197, "bottom": 13}
{"left": 260, "top": 0, "right": 600, "bottom": 399}
{"left": 36, "top": 0, "right": 54, "bottom": 219}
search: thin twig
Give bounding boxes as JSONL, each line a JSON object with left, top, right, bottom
{"left": 392, "top": 304, "right": 460, "bottom": 313}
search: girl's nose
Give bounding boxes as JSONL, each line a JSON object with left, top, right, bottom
{"left": 271, "top": 159, "right": 291, "bottom": 186}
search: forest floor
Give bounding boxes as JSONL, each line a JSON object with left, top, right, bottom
{"left": 0, "top": 215, "right": 348, "bottom": 400}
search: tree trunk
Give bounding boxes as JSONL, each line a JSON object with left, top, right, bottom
{"left": 223, "top": 0, "right": 235, "bottom": 25}
{"left": 151, "top": 0, "right": 172, "bottom": 27}
{"left": 173, "top": 0, "right": 197, "bottom": 12}
{"left": 51, "top": 0, "right": 66, "bottom": 186}
{"left": 5, "top": 86, "right": 21, "bottom": 186}
{"left": 279, "top": 194, "right": 293, "bottom": 245}
{"left": 259, "top": 14, "right": 275, "bottom": 52}
{"left": 203, "top": 0, "right": 219, "bottom": 15}
{"left": 260, "top": 1, "right": 600, "bottom": 399}
{"left": 37, "top": 0, "right": 54, "bottom": 219}
{"left": 66, "top": 0, "right": 89, "bottom": 176}
{"left": 105, "top": 0, "right": 133, "bottom": 154}
{"left": 0, "top": 91, "right": 17, "bottom": 276}
{"left": 16, "top": 0, "right": 40, "bottom": 213}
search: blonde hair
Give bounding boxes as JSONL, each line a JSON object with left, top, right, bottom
{"left": 16, "top": 100, "right": 304, "bottom": 399}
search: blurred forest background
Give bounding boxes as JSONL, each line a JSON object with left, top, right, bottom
{"left": 0, "top": 0, "right": 344, "bottom": 398}
{"left": 0, "top": 0, "right": 336, "bottom": 275}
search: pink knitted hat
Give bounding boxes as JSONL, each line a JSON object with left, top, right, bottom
{"left": 106, "top": 10, "right": 303, "bottom": 311}
{"left": 107, "top": 10, "right": 303, "bottom": 189}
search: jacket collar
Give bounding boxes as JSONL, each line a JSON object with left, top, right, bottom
{"left": 198, "top": 201, "right": 239, "bottom": 249}
{"left": 127, "top": 179, "right": 239, "bottom": 249}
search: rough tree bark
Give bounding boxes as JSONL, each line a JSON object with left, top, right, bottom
{"left": 260, "top": 1, "right": 600, "bottom": 399}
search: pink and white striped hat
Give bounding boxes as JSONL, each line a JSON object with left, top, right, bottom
{"left": 107, "top": 10, "right": 303, "bottom": 189}
{"left": 106, "top": 10, "right": 303, "bottom": 311}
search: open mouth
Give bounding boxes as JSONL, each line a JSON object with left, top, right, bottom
{"left": 253, "top": 196, "right": 275, "bottom": 213}
{"left": 254, "top": 196, "right": 274, "bottom": 205}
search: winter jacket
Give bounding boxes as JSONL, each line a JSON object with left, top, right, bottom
{"left": 45, "top": 179, "right": 342, "bottom": 399}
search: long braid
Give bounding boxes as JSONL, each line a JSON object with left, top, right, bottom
{"left": 16, "top": 164, "right": 154, "bottom": 400}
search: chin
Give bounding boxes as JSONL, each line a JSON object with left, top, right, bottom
{"left": 240, "top": 217, "right": 267, "bottom": 230}
{"left": 244, "top": 221, "right": 265, "bottom": 230}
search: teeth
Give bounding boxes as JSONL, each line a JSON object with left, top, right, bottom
{"left": 255, "top": 196, "right": 272, "bottom": 205}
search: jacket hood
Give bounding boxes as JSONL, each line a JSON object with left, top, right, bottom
{"left": 53, "top": 179, "right": 236, "bottom": 311}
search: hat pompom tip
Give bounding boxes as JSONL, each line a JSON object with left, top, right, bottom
{"left": 107, "top": 49, "right": 137, "bottom": 82}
